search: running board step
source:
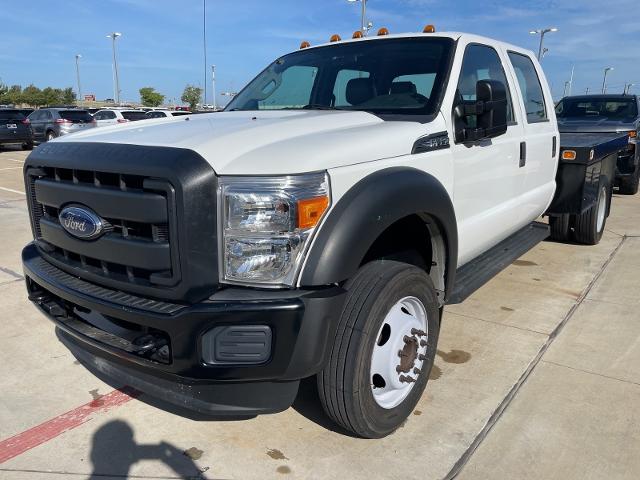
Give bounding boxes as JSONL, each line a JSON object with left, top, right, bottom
{"left": 447, "top": 222, "right": 550, "bottom": 305}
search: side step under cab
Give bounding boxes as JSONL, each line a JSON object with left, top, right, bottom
{"left": 448, "top": 222, "right": 550, "bottom": 304}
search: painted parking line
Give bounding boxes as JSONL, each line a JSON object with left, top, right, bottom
{"left": 0, "top": 186, "right": 25, "bottom": 195}
{"left": 0, "top": 387, "right": 140, "bottom": 464}
{"left": 0, "top": 166, "right": 23, "bottom": 171}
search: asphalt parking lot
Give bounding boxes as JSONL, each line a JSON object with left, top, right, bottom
{"left": 0, "top": 144, "right": 639, "bottom": 480}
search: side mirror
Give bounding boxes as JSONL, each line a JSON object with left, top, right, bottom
{"left": 455, "top": 79, "right": 508, "bottom": 142}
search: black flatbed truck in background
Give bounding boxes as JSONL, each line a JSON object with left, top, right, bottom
{"left": 547, "top": 131, "right": 630, "bottom": 244}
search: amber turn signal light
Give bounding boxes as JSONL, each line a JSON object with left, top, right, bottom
{"left": 629, "top": 131, "right": 637, "bottom": 138}
{"left": 377, "top": 27, "right": 390, "bottom": 36}
{"left": 352, "top": 30, "right": 364, "bottom": 39}
{"left": 423, "top": 24, "right": 436, "bottom": 33}
{"left": 562, "top": 150, "right": 577, "bottom": 160}
{"left": 330, "top": 34, "right": 342, "bottom": 42}
{"left": 298, "top": 196, "right": 330, "bottom": 229}
{"left": 300, "top": 41, "right": 310, "bottom": 49}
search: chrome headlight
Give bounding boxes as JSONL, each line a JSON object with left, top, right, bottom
{"left": 219, "top": 172, "right": 330, "bottom": 287}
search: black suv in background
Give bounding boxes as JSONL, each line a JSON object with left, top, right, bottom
{"left": 556, "top": 95, "right": 640, "bottom": 194}
{"left": 27, "top": 108, "right": 96, "bottom": 143}
{"left": 0, "top": 109, "right": 34, "bottom": 150}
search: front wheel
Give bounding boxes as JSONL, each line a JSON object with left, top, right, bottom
{"left": 317, "top": 261, "right": 440, "bottom": 438}
{"left": 22, "top": 141, "right": 34, "bottom": 151}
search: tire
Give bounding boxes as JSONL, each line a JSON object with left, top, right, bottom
{"left": 549, "top": 214, "right": 571, "bottom": 242}
{"left": 574, "top": 180, "right": 609, "bottom": 245}
{"left": 45, "top": 130, "right": 56, "bottom": 142}
{"left": 618, "top": 168, "right": 639, "bottom": 195}
{"left": 22, "top": 142, "right": 34, "bottom": 151}
{"left": 317, "top": 260, "right": 440, "bottom": 438}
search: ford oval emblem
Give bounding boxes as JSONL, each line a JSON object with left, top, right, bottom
{"left": 59, "top": 205, "right": 104, "bottom": 240}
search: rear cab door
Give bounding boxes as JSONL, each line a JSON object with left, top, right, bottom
{"left": 442, "top": 37, "right": 526, "bottom": 265}
{"left": 504, "top": 47, "right": 559, "bottom": 219}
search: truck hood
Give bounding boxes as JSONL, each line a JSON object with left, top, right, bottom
{"left": 557, "top": 116, "right": 638, "bottom": 133}
{"left": 55, "top": 110, "right": 431, "bottom": 175}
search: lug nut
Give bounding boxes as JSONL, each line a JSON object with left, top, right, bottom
{"left": 420, "top": 340, "right": 428, "bottom": 347}
{"left": 399, "top": 375, "right": 417, "bottom": 384}
{"left": 403, "top": 335, "right": 415, "bottom": 343}
{"left": 411, "top": 328, "right": 427, "bottom": 337}
{"left": 418, "top": 354, "right": 427, "bottom": 361}
{"left": 413, "top": 367, "right": 422, "bottom": 375}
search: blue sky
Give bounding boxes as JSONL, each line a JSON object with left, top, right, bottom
{"left": 1, "top": 0, "right": 638, "bottom": 105}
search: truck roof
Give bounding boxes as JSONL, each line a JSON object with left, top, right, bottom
{"left": 296, "top": 31, "right": 534, "bottom": 57}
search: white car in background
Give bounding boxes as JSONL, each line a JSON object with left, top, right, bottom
{"left": 93, "top": 109, "right": 148, "bottom": 127}
{"left": 144, "top": 110, "right": 193, "bottom": 119}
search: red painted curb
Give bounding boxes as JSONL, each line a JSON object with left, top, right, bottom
{"left": 0, "top": 386, "right": 140, "bottom": 464}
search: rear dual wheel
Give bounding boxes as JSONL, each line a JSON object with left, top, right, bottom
{"left": 317, "top": 261, "right": 440, "bottom": 438}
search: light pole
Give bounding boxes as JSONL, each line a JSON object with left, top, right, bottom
{"left": 624, "top": 83, "right": 635, "bottom": 95}
{"left": 75, "top": 54, "right": 82, "bottom": 106}
{"left": 106, "top": 32, "right": 122, "bottom": 104}
{"left": 563, "top": 81, "right": 570, "bottom": 97}
{"left": 347, "top": 0, "right": 368, "bottom": 35}
{"left": 211, "top": 65, "right": 216, "bottom": 110}
{"left": 529, "top": 27, "right": 558, "bottom": 61}
{"left": 203, "top": 0, "right": 207, "bottom": 106}
{"left": 602, "top": 67, "right": 614, "bottom": 94}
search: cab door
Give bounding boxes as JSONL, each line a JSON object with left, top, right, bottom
{"left": 505, "top": 49, "right": 559, "bottom": 220}
{"left": 445, "top": 42, "right": 526, "bottom": 266}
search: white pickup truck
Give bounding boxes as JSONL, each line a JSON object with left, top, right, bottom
{"left": 24, "top": 29, "right": 613, "bottom": 438}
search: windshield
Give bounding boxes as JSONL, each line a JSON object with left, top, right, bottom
{"left": 59, "top": 110, "right": 94, "bottom": 123}
{"left": 226, "top": 38, "right": 454, "bottom": 118}
{"left": 0, "top": 110, "right": 25, "bottom": 121}
{"left": 556, "top": 97, "right": 638, "bottom": 120}
{"left": 122, "top": 111, "right": 148, "bottom": 121}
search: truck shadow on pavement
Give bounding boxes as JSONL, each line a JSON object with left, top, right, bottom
{"left": 88, "top": 420, "right": 209, "bottom": 479}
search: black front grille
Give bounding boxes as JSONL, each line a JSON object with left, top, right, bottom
{"left": 26, "top": 166, "right": 179, "bottom": 293}
{"left": 24, "top": 142, "right": 219, "bottom": 303}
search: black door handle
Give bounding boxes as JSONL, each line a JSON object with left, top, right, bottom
{"left": 519, "top": 142, "right": 526, "bottom": 168}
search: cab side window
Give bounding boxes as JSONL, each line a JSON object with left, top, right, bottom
{"left": 507, "top": 52, "right": 548, "bottom": 123}
{"left": 456, "top": 44, "right": 514, "bottom": 128}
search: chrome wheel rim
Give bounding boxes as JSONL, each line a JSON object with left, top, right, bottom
{"left": 370, "top": 296, "right": 429, "bottom": 409}
{"left": 596, "top": 186, "right": 607, "bottom": 233}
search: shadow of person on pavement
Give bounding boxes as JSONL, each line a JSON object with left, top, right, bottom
{"left": 88, "top": 420, "right": 209, "bottom": 479}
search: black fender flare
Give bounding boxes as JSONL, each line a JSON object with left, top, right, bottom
{"left": 300, "top": 167, "right": 458, "bottom": 299}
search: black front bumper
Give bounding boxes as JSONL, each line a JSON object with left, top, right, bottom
{"left": 23, "top": 244, "right": 346, "bottom": 416}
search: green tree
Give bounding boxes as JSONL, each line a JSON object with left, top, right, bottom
{"left": 4, "top": 85, "right": 22, "bottom": 105}
{"left": 139, "top": 87, "right": 165, "bottom": 107}
{"left": 0, "top": 80, "right": 8, "bottom": 104}
{"left": 41, "top": 87, "right": 63, "bottom": 106}
{"left": 22, "top": 84, "right": 44, "bottom": 107}
{"left": 181, "top": 85, "right": 202, "bottom": 111}
{"left": 62, "top": 87, "right": 76, "bottom": 105}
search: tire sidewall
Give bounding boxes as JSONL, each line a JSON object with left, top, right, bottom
{"left": 351, "top": 266, "right": 440, "bottom": 436}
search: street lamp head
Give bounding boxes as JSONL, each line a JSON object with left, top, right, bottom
{"left": 529, "top": 30, "right": 539, "bottom": 34}
{"left": 75, "top": 54, "right": 82, "bottom": 59}
{"left": 549, "top": 27, "right": 558, "bottom": 32}
{"left": 605, "top": 67, "right": 614, "bottom": 72}
{"left": 107, "top": 32, "right": 122, "bottom": 39}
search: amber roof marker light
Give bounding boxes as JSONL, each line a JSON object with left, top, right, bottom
{"left": 299, "top": 41, "right": 311, "bottom": 49}
{"left": 330, "top": 34, "right": 342, "bottom": 42}
{"left": 352, "top": 30, "right": 364, "bottom": 39}
{"left": 377, "top": 27, "right": 389, "bottom": 36}
{"left": 423, "top": 24, "right": 436, "bottom": 33}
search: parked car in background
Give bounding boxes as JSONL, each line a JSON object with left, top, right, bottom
{"left": 27, "top": 108, "right": 96, "bottom": 142}
{"left": 93, "top": 109, "right": 148, "bottom": 127}
{"left": 556, "top": 94, "right": 640, "bottom": 194}
{"left": 0, "top": 109, "right": 33, "bottom": 150}
{"left": 17, "top": 108, "right": 34, "bottom": 118}
{"left": 144, "top": 110, "right": 192, "bottom": 119}
{"left": 86, "top": 108, "right": 102, "bottom": 115}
